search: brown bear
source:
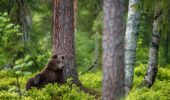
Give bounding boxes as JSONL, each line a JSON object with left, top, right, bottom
{"left": 26, "top": 54, "right": 65, "bottom": 90}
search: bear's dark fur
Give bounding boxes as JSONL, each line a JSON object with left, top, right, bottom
{"left": 26, "top": 54, "right": 65, "bottom": 90}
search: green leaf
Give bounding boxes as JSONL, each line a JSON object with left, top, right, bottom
{"left": 15, "top": 59, "right": 23, "bottom": 65}
{"left": 5, "top": 23, "right": 14, "bottom": 29}
{"left": 13, "top": 65, "right": 21, "bottom": 69}
{"left": 16, "top": 32, "right": 23, "bottom": 36}
{"left": 3, "top": 12, "right": 8, "bottom": 16}
{"left": 15, "top": 71, "right": 22, "bottom": 75}
{"left": 24, "top": 55, "right": 31, "bottom": 61}
{"left": 26, "top": 61, "right": 33, "bottom": 67}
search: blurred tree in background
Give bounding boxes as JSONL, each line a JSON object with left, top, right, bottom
{"left": 0, "top": 0, "right": 104, "bottom": 71}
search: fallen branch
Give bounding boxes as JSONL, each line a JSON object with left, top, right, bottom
{"left": 79, "top": 32, "right": 100, "bottom": 75}
{"left": 79, "top": 57, "right": 98, "bottom": 75}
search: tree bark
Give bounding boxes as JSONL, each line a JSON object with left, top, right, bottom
{"left": 102, "top": 0, "right": 125, "bottom": 99}
{"left": 52, "top": 0, "right": 80, "bottom": 85}
{"left": 144, "top": 10, "right": 162, "bottom": 88}
{"left": 74, "top": 0, "right": 77, "bottom": 30}
{"left": 124, "top": 0, "right": 140, "bottom": 93}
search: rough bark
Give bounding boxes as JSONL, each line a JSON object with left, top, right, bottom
{"left": 102, "top": 0, "right": 125, "bottom": 99}
{"left": 52, "top": 0, "right": 80, "bottom": 85}
{"left": 74, "top": 0, "right": 77, "bottom": 30}
{"left": 144, "top": 10, "right": 162, "bottom": 88}
{"left": 124, "top": 0, "right": 140, "bottom": 93}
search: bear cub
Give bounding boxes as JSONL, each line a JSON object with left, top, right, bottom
{"left": 26, "top": 54, "right": 65, "bottom": 90}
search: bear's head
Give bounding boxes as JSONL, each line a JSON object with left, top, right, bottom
{"left": 52, "top": 54, "right": 65, "bottom": 70}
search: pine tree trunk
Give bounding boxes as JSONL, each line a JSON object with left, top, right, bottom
{"left": 144, "top": 10, "right": 162, "bottom": 88}
{"left": 74, "top": 0, "right": 77, "bottom": 30}
{"left": 125, "top": 0, "right": 140, "bottom": 93}
{"left": 102, "top": 0, "right": 125, "bottom": 99}
{"left": 52, "top": 0, "right": 80, "bottom": 85}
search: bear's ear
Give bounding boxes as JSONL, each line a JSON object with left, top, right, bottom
{"left": 59, "top": 55, "right": 65, "bottom": 60}
{"left": 52, "top": 54, "right": 58, "bottom": 58}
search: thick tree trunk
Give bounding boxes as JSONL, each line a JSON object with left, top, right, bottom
{"left": 102, "top": 0, "right": 125, "bottom": 99}
{"left": 53, "top": 0, "right": 80, "bottom": 85}
{"left": 125, "top": 0, "right": 140, "bottom": 93}
{"left": 144, "top": 11, "right": 162, "bottom": 88}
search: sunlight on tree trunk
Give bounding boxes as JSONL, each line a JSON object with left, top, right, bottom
{"left": 102, "top": 0, "right": 125, "bottom": 99}
{"left": 125, "top": 0, "right": 140, "bottom": 94}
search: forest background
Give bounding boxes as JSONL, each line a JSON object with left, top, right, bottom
{"left": 0, "top": 0, "right": 170, "bottom": 100}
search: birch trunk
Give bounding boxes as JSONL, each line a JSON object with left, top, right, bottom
{"left": 124, "top": 0, "right": 140, "bottom": 93}
{"left": 144, "top": 11, "right": 162, "bottom": 88}
{"left": 102, "top": 0, "right": 125, "bottom": 99}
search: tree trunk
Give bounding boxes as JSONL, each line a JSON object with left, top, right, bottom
{"left": 125, "top": 0, "right": 140, "bottom": 93}
{"left": 52, "top": 0, "right": 80, "bottom": 85}
{"left": 144, "top": 10, "right": 162, "bottom": 88}
{"left": 74, "top": 0, "right": 77, "bottom": 30}
{"left": 102, "top": 0, "right": 125, "bottom": 99}
{"left": 16, "top": 0, "right": 31, "bottom": 43}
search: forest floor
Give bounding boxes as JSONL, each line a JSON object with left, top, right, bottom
{"left": 0, "top": 64, "right": 169, "bottom": 100}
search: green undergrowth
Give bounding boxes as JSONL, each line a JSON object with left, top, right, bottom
{"left": 0, "top": 64, "right": 170, "bottom": 100}
{"left": 0, "top": 70, "right": 101, "bottom": 100}
{"left": 127, "top": 64, "right": 170, "bottom": 100}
